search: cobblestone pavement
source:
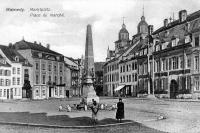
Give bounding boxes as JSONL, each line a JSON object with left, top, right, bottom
{"left": 0, "top": 97, "right": 199, "bottom": 132}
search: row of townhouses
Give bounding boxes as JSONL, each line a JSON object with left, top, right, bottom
{"left": 0, "top": 39, "right": 82, "bottom": 100}
{"left": 103, "top": 9, "right": 200, "bottom": 99}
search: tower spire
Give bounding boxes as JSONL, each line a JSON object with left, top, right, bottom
{"left": 122, "top": 17, "right": 126, "bottom": 28}
{"left": 142, "top": 4, "right": 144, "bottom": 16}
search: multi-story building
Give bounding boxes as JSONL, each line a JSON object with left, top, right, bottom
{"left": 14, "top": 39, "right": 66, "bottom": 99}
{"left": 103, "top": 14, "right": 149, "bottom": 97}
{"left": 150, "top": 10, "right": 200, "bottom": 99}
{"left": 104, "top": 9, "right": 200, "bottom": 99}
{"left": 64, "top": 56, "right": 82, "bottom": 97}
{"left": 0, "top": 45, "right": 32, "bottom": 100}
{"left": 104, "top": 22, "right": 131, "bottom": 96}
{"left": 94, "top": 62, "right": 104, "bottom": 96}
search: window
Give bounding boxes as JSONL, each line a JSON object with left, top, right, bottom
{"left": 195, "top": 56, "right": 199, "bottom": 71}
{"left": 6, "top": 79, "right": 9, "bottom": 86}
{"left": 54, "top": 76, "right": 57, "bottom": 84}
{"left": 187, "top": 56, "right": 191, "bottom": 68}
{"left": 156, "top": 60, "right": 160, "bottom": 72}
{"left": 60, "top": 65, "right": 63, "bottom": 72}
{"left": 126, "top": 65, "right": 128, "bottom": 72}
{"left": 3, "top": 89, "right": 6, "bottom": 97}
{"left": 13, "top": 77, "right": 16, "bottom": 85}
{"left": 35, "top": 89, "right": 39, "bottom": 96}
{"left": 172, "top": 57, "right": 178, "bottom": 70}
{"left": 14, "top": 88, "right": 17, "bottom": 96}
{"left": 0, "top": 89, "right": 2, "bottom": 97}
{"left": 17, "top": 68, "right": 20, "bottom": 74}
{"left": 49, "top": 76, "right": 51, "bottom": 82}
{"left": 0, "top": 79, "right": 3, "bottom": 86}
{"left": 180, "top": 56, "right": 184, "bottom": 69}
{"left": 15, "top": 56, "right": 19, "bottom": 62}
{"left": 55, "top": 88, "right": 58, "bottom": 95}
{"left": 129, "top": 75, "right": 131, "bottom": 82}
{"left": 42, "top": 75, "right": 46, "bottom": 84}
{"left": 36, "top": 75, "right": 39, "bottom": 84}
{"left": 36, "top": 63, "right": 39, "bottom": 70}
{"left": 132, "top": 62, "right": 134, "bottom": 70}
{"left": 135, "top": 74, "right": 137, "bottom": 81}
{"left": 195, "top": 77, "right": 200, "bottom": 91}
{"left": 172, "top": 39, "right": 176, "bottom": 47}
{"left": 59, "top": 88, "right": 62, "bottom": 96}
{"left": 0, "top": 70, "right": 2, "bottom": 76}
{"left": 54, "top": 65, "right": 57, "bottom": 72}
{"left": 169, "top": 58, "right": 172, "bottom": 70}
{"left": 162, "top": 59, "right": 166, "bottom": 71}
{"left": 13, "top": 67, "right": 16, "bottom": 74}
{"left": 42, "top": 63, "right": 46, "bottom": 70}
{"left": 17, "top": 78, "right": 20, "bottom": 85}
{"left": 195, "top": 36, "right": 199, "bottom": 47}
{"left": 120, "top": 66, "right": 122, "bottom": 73}
{"left": 48, "top": 64, "right": 52, "bottom": 71}
{"left": 24, "top": 69, "right": 29, "bottom": 75}
{"left": 42, "top": 89, "right": 45, "bottom": 96}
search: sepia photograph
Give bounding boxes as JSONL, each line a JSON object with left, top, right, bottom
{"left": 0, "top": 0, "right": 199, "bottom": 132}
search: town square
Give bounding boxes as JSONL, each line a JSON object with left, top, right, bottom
{"left": 0, "top": 0, "right": 200, "bottom": 132}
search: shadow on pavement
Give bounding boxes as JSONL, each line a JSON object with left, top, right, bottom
{"left": 0, "top": 112, "right": 132, "bottom": 126}
{"left": 0, "top": 112, "right": 166, "bottom": 133}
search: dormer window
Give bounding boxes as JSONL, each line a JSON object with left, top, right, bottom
{"left": 56, "top": 56, "right": 60, "bottom": 61}
{"left": 38, "top": 53, "right": 42, "bottom": 58}
{"left": 15, "top": 56, "right": 19, "bottom": 62}
{"left": 25, "top": 60, "right": 28, "bottom": 65}
{"left": 185, "top": 35, "right": 191, "bottom": 44}
{"left": 144, "top": 48, "right": 147, "bottom": 55}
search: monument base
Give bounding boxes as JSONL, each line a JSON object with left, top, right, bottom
{"left": 86, "top": 96, "right": 99, "bottom": 104}
{"left": 82, "top": 82, "right": 99, "bottom": 104}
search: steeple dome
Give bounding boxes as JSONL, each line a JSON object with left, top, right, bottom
{"left": 137, "top": 7, "right": 148, "bottom": 34}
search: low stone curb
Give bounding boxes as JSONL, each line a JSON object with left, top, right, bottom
{"left": 0, "top": 121, "right": 135, "bottom": 129}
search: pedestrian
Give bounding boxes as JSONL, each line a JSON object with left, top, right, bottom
{"left": 90, "top": 99, "right": 99, "bottom": 124}
{"left": 116, "top": 98, "right": 124, "bottom": 122}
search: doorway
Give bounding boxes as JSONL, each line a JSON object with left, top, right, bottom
{"left": 170, "top": 79, "right": 178, "bottom": 99}
{"left": 49, "top": 87, "right": 51, "bottom": 97}
{"left": 7, "top": 89, "right": 9, "bottom": 99}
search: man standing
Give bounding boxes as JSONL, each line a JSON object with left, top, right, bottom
{"left": 90, "top": 99, "right": 99, "bottom": 124}
{"left": 116, "top": 98, "right": 124, "bottom": 122}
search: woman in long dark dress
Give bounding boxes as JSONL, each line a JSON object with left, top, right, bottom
{"left": 116, "top": 98, "right": 124, "bottom": 122}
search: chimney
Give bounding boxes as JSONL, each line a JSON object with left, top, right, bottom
{"left": 39, "top": 42, "right": 42, "bottom": 45}
{"left": 34, "top": 41, "right": 37, "bottom": 44}
{"left": 179, "top": 10, "right": 187, "bottom": 22}
{"left": 148, "top": 25, "right": 154, "bottom": 35}
{"left": 164, "top": 19, "right": 168, "bottom": 27}
{"left": 8, "top": 43, "right": 12, "bottom": 48}
{"left": 46, "top": 44, "right": 50, "bottom": 49}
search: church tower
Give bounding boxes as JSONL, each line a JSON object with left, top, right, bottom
{"left": 115, "top": 18, "right": 130, "bottom": 53}
{"left": 137, "top": 6, "right": 148, "bottom": 38}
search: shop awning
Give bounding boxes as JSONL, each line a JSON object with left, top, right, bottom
{"left": 114, "top": 85, "right": 125, "bottom": 91}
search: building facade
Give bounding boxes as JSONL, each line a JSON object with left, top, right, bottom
{"left": 0, "top": 45, "right": 32, "bottom": 100}
{"left": 104, "top": 9, "right": 200, "bottom": 99}
{"left": 150, "top": 10, "right": 200, "bottom": 99}
{"left": 14, "top": 39, "right": 66, "bottom": 99}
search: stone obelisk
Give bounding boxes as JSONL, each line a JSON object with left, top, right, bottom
{"left": 82, "top": 24, "right": 99, "bottom": 104}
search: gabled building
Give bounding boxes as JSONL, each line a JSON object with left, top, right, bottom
{"left": 14, "top": 39, "right": 65, "bottom": 99}
{"left": 0, "top": 45, "right": 32, "bottom": 99}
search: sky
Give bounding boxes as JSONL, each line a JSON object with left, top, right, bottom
{"left": 0, "top": 0, "right": 199, "bottom": 62}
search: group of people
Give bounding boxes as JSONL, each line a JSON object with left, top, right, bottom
{"left": 90, "top": 98, "right": 124, "bottom": 124}
{"left": 59, "top": 98, "right": 125, "bottom": 124}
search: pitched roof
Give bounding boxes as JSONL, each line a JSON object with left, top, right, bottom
{"left": 0, "top": 45, "right": 25, "bottom": 62}
{"left": 153, "top": 10, "right": 200, "bottom": 35}
{"left": 0, "top": 45, "right": 32, "bottom": 67}
{"left": 14, "top": 40, "right": 62, "bottom": 55}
